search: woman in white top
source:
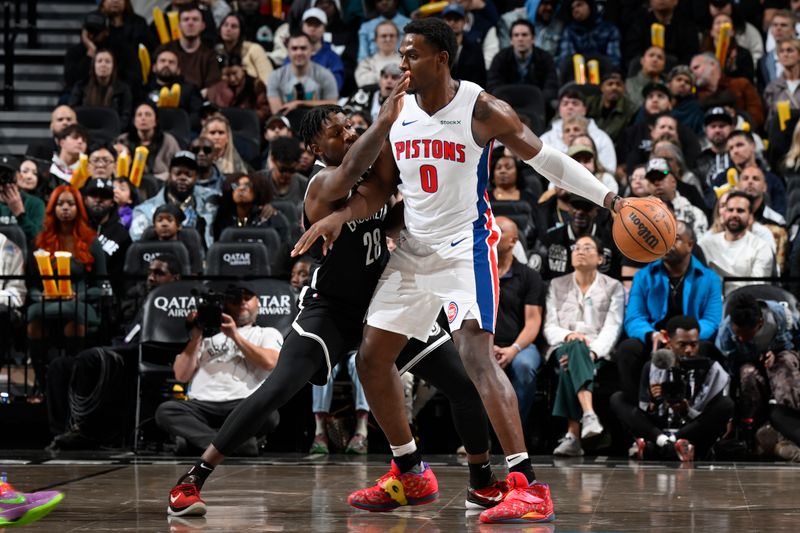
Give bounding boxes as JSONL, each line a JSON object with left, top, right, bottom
{"left": 354, "top": 20, "right": 401, "bottom": 88}
{"left": 544, "top": 235, "right": 625, "bottom": 456}
{"left": 217, "top": 13, "right": 274, "bottom": 85}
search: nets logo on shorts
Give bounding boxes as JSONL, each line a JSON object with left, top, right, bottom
{"left": 446, "top": 302, "right": 459, "bottom": 323}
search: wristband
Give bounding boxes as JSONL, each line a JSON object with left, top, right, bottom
{"left": 512, "top": 343, "right": 522, "bottom": 353}
{"left": 610, "top": 195, "right": 622, "bottom": 212}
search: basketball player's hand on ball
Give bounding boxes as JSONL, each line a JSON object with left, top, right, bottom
{"left": 377, "top": 72, "right": 410, "bottom": 125}
{"left": 292, "top": 210, "right": 347, "bottom": 257}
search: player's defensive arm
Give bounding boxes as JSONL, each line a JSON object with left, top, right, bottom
{"left": 310, "top": 73, "right": 410, "bottom": 204}
{"left": 293, "top": 144, "right": 399, "bottom": 256}
{"left": 475, "top": 94, "right": 622, "bottom": 212}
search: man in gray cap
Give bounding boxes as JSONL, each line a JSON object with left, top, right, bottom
{"left": 130, "top": 150, "right": 219, "bottom": 245}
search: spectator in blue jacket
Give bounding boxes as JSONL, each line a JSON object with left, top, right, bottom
{"left": 615, "top": 221, "right": 723, "bottom": 402}
{"left": 556, "top": 0, "right": 622, "bottom": 70}
{"left": 294, "top": 8, "right": 346, "bottom": 91}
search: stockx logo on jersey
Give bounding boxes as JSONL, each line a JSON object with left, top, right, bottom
{"left": 394, "top": 139, "right": 466, "bottom": 163}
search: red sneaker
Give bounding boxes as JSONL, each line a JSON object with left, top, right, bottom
{"left": 465, "top": 477, "right": 509, "bottom": 509}
{"left": 479, "top": 472, "right": 555, "bottom": 524}
{"left": 347, "top": 460, "right": 438, "bottom": 512}
{"left": 167, "top": 483, "right": 207, "bottom": 517}
{"left": 675, "top": 439, "right": 695, "bottom": 462}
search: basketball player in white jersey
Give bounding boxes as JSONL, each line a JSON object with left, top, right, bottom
{"left": 294, "top": 18, "right": 637, "bottom": 524}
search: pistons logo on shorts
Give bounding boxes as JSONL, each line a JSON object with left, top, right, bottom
{"left": 446, "top": 301, "right": 459, "bottom": 323}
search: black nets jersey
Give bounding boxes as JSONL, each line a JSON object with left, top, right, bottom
{"left": 302, "top": 167, "right": 389, "bottom": 315}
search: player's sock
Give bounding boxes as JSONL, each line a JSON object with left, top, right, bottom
{"left": 468, "top": 460, "right": 494, "bottom": 489}
{"left": 176, "top": 460, "right": 215, "bottom": 490}
{"left": 506, "top": 453, "right": 536, "bottom": 485}
{"left": 355, "top": 410, "right": 369, "bottom": 436}
{"left": 391, "top": 439, "right": 423, "bottom": 473}
{"left": 314, "top": 413, "right": 328, "bottom": 437}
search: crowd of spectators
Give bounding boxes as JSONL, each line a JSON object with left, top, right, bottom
{"left": 1, "top": 0, "right": 800, "bottom": 461}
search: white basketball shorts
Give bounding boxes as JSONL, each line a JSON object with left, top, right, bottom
{"left": 366, "top": 225, "right": 500, "bottom": 341}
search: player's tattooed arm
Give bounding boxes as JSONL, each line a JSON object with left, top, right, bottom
{"left": 308, "top": 73, "right": 410, "bottom": 220}
{"left": 472, "top": 93, "right": 542, "bottom": 158}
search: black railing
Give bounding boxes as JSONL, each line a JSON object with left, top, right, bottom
{"left": 2, "top": 0, "right": 38, "bottom": 111}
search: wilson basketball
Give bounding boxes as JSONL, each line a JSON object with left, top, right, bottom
{"left": 612, "top": 198, "right": 677, "bottom": 263}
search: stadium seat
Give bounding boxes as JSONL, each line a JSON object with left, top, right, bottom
{"left": 123, "top": 241, "right": 192, "bottom": 276}
{"left": 134, "top": 280, "right": 202, "bottom": 451}
{"left": 491, "top": 200, "right": 535, "bottom": 246}
{"left": 251, "top": 278, "right": 299, "bottom": 337}
{"left": 219, "top": 226, "right": 288, "bottom": 278}
{"left": 221, "top": 108, "right": 260, "bottom": 146}
{"left": 139, "top": 227, "right": 205, "bottom": 273}
{"left": 270, "top": 199, "right": 303, "bottom": 242}
{"left": 75, "top": 106, "right": 121, "bottom": 143}
{"left": 157, "top": 108, "right": 192, "bottom": 149}
{"left": 205, "top": 241, "right": 271, "bottom": 277}
{"left": 0, "top": 224, "right": 28, "bottom": 259}
{"left": 491, "top": 84, "right": 546, "bottom": 134}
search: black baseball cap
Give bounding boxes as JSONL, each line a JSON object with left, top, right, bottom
{"left": 642, "top": 81, "right": 671, "bottom": 99}
{"left": 566, "top": 194, "right": 596, "bottom": 210}
{"left": 645, "top": 158, "right": 672, "bottom": 181}
{"left": 206, "top": 280, "right": 258, "bottom": 299}
{"left": 0, "top": 155, "right": 19, "bottom": 174}
{"left": 169, "top": 150, "right": 198, "bottom": 171}
{"left": 83, "top": 178, "right": 115, "bottom": 199}
{"left": 704, "top": 106, "right": 734, "bottom": 126}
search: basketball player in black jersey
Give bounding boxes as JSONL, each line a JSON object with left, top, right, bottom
{"left": 166, "top": 77, "right": 507, "bottom": 517}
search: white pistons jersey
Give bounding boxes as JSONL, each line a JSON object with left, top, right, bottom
{"left": 389, "top": 80, "right": 495, "bottom": 245}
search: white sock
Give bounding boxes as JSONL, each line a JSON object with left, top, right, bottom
{"left": 390, "top": 439, "right": 417, "bottom": 457}
{"left": 314, "top": 413, "right": 327, "bottom": 436}
{"left": 656, "top": 434, "right": 669, "bottom": 447}
{"left": 355, "top": 412, "right": 368, "bottom": 436}
{"left": 505, "top": 452, "right": 529, "bottom": 469}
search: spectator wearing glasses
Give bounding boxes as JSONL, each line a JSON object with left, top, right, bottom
{"left": 357, "top": 0, "right": 410, "bottom": 62}
{"left": 190, "top": 136, "right": 223, "bottom": 192}
{"left": 212, "top": 172, "right": 290, "bottom": 244}
{"left": 355, "top": 20, "right": 401, "bottom": 88}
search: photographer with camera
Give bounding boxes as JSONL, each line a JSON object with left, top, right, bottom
{"left": 155, "top": 280, "right": 282, "bottom": 456}
{"left": 716, "top": 292, "right": 800, "bottom": 455}
{"left": 610, "top": 316, "right": 733, "bottom": 462}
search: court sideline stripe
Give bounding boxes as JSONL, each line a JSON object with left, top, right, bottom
{"left": 31, "top": 465, "right": 128, "bottom": 492}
